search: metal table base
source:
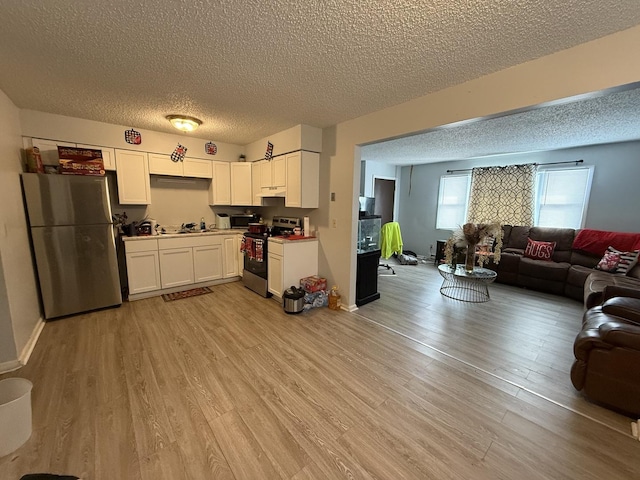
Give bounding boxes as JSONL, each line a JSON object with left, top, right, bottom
{"left": 437, "top": 264, "right": 497, "bottom": 303}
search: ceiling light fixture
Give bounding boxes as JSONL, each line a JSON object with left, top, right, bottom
{"left": 166, "top": 114, "right": 202, "bottom": 132}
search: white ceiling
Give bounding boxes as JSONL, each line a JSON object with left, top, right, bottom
{"left": 361, "top": 84, "right": 640, "bottom": 165}
{"left": 0, "top": 1, "right": 639, "bottom": 150}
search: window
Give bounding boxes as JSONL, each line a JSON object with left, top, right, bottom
{"left": 436, "top": 165, "right": 594, "bottom": 230}
{"left": 436, "top": 174, "right": 471, "bottom": 229}
{"left": 534, "top": 166, "right": 593, "bottom": 229}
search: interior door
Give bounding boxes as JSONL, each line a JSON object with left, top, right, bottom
{"left": 374, "top": 178, "right": 395, "bottom": 226}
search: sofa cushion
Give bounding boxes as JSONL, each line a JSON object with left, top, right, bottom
{"left": 505, "top": 226, "right": 530, "bottom": 250}
{"left": 570, "top": 250, "right": 601, "bottom": 269}
{"left": 584, "top": 271, "right": 640, "bottom": 309}
{"left": 530, "top": 226, "right": 575, "bottom": 262}
{"left": 524, "top": 238, "right": 556, "bottom": 261}
{"left": 519, "top": 257, "right": 570, "bottom": 281}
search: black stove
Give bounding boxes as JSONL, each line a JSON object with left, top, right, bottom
{"left": 241, "top": 216, "right": 301, "bottom": 297}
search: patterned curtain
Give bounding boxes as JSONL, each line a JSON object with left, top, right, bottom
{"left": 467, "top": 164, "right": 536, "bottom": 225}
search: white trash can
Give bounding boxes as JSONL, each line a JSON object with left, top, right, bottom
{"left": 0, "top": 377, "right": 33, "bottom": 457}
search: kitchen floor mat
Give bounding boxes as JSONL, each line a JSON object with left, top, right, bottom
{"left": 162, "top": 286, "right": 213, "bottom": 302}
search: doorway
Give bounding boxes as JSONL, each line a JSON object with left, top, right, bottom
{"left": 374, "top": 178, "right": 395, "bottom": 225}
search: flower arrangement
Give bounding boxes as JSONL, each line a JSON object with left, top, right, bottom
{"left": 444, "top": 222, "right": 503, "bottom": 270}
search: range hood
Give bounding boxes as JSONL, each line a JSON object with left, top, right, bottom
{"left": 257, "top": 187, "right": 286, "bottom": 198}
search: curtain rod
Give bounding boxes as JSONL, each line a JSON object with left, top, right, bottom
{"left": 446, "top": 159, "right": 583, "bottom": 174}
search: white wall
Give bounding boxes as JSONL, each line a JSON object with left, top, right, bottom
{"left": 314, "top": 25, "right": 640, "bottom": 309}
{"left": 360, "top": 161, "right": 401, "bottom": 221}
{"left": 0, "top": 90, "right": 42, "bottom": 369}
{"left": 20, "top": 110, "right": 245, "bottom": 162}
{"left": 396, "top": 140, "right": 640, "bottom": 257}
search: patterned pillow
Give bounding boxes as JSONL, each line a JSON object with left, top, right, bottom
{"left": 595, "top": 250, "right": 621, "bottom": 272}
{"left": 603, "top": 246, "right": 640, "bottom": 275}
{"left": 524, "top": 238, "right": 556, "bottom": 261}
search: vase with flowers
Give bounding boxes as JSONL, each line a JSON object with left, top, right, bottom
{"left": 444, "top": 222, "right": 503, "bottom": 273}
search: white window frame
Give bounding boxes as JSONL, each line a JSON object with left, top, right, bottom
{"left": 436, "top": 174, "right": 471, "bottom": 230}
{"left": 534, "top": 165, "right": 594, "bottom": 229}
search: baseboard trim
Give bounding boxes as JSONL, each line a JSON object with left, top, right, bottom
{"left": 19, "top": 316, "right": 45, "bottom": 366}
{"left": 0, "top": 359, "right": 22, "bottom": 374}
{"left": 344, "top": 303, "right": 358, "bottom": 312}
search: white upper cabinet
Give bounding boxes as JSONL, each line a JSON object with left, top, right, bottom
{"left": 285, "top": 151, "right": 319, "bottom": 208}
{"left": 231, "top": 162, "right": 252, "bottom": 206}
{"left": 252, "top": 161, "right": 263, "bottom": 206}
{"left": 76, "top": 144, "right": 116, "bottom": 171}
{"left": 26, "top": 138, "right": 75, "bottom": 166}
{"left": 148, "top": 153, "right": 212, "bottom": 178}
{"left": 260, "top": 157, "right": 286, "bottom": 188}
{"left": 115, "top": 149, "right": 151, "bottom": 205}
{"left": 210, "top": 161, "right": 231, "bottom": 205}
{"left": 148, "top": 153, "right": 182, "bottom": 176}
{"left": 183, "top": 158, "right": 213, "bottom": 178}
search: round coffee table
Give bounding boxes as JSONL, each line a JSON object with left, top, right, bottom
{"left": 437, "top": 264, "right": 498, "bottom": 303}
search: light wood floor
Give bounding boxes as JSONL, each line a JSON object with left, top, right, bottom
{"left": 1, "top": 264, "right": 639, "bottom": 479}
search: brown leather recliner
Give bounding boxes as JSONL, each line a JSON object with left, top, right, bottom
{"left": 571, "top": 287, "right": 640, "bottom": 416}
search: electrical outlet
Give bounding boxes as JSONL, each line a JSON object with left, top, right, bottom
{"left": 332, "top": 218, "right": 337, "bottom": 228}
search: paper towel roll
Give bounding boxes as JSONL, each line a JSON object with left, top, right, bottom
{"left": 303, "top": 216, "right": 310, "bottom": 236}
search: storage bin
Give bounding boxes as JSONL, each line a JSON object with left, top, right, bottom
{"left": 0, "top": 377, "right": 33, "bottom": 457}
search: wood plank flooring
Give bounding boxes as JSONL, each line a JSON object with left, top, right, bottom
{"left": 1, "top": 265, "right": 638, "bottom": 479}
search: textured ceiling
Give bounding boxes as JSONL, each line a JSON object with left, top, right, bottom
{"left": 361, "top": 85, "right": 640, "bottom": 164}
{"left": 0, "top": 1, "right": 639, "bottom": 147}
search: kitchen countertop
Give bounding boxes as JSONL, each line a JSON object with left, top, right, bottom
{"left": 268, "top": 236, "right": 318, "bottom": 244}
{"left": 122, "top": 230, "right": 242, "bottom": 241}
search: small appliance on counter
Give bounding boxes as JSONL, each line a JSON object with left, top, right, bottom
{"left": 216, "top": 213, "right": 231, "bottom": 230}
{"left": 231, "top": 213, "right": 259, "bottom": 229}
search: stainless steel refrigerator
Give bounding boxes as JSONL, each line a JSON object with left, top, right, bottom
{"left": 21, "top": 173, "right": 122, "bottom": 319}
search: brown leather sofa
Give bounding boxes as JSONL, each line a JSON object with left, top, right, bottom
{"left": 570, "top": 287, "right": 640, "bottom": 415}
{"left": 486, "top": 225, "right": 640, "bottom": 306}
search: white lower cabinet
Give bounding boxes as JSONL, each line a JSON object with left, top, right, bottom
{"left": 125, "top": 234, "right": 239, "bottom": 299}
{"left": 193, "top": 243, "right": 223, "bottom": 282}
{"left": 222, "top": 235, "right": 239, "bottom": 278}
{"left": 159, "top": 247, "right": 194, "bottom": 288}
{"left": 267, "top": 239, "right": 318, "bottom": 298}
{"left": 125, "top": 240, "right": 161, "bottom": 295}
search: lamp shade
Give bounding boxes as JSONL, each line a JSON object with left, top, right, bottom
{"left": 166, "top": 115, "right": 202, "bottom": 132}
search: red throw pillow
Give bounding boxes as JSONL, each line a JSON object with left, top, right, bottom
{"left": 595, "top": 250, "right": 621, "bottom": 272}
{"left": 524, "top": 238, "right": 556, "bottom": 261}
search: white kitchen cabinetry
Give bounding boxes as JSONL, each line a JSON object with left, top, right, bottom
{"left": 252, "top": 161, "right": 263, "bottom": 206}
{"left": 231, "top": 162, "right": 252, "bottom": 206}
{"left": 149, "top": 153, "right": 212, "bottom": 178}
{"left": 148, "top": 153, "right": 182, "bottom": 176}
{"left": 268, "top": 239, "right": 318, "bottom": 299}
{"left": 210, "top": 161, "right": 231, "bottom": 205}
{"left": 222, "top": 235, "right": 239, "bottom": 278}
{"left": 194, "top": 243, "right": 223, "bottom": 282}
{"left": 25, "top": 138, "right": 76, "bottom": 167}
{"left": 183, "top": 158, "right": 213, "bottom": 178}
{"left": 285, "top": 151, "right": 320, "bottom": 208}
{"left": 76, "top": 144, "right": 116, "bottom": 171}
{"left": 159, "top": 248, "right": 194, "bottom": 289}
{"left": 115, "top": 149, "right": 151, "bottom": 205}
{"left": 260, "top": 157, "right": 286, "bottom": 188}
{"left": 125, "top": 239, "right": 161, "bottom": 295}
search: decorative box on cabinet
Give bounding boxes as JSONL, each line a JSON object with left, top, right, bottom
{"left": 76, "top": 144, "right": 116, "bottom": 171}
{"left": 115, "top": 149, "right": 151, "bottom": 205}
{"left": 24, "top": 138, "right": 76, "bottom": 166}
